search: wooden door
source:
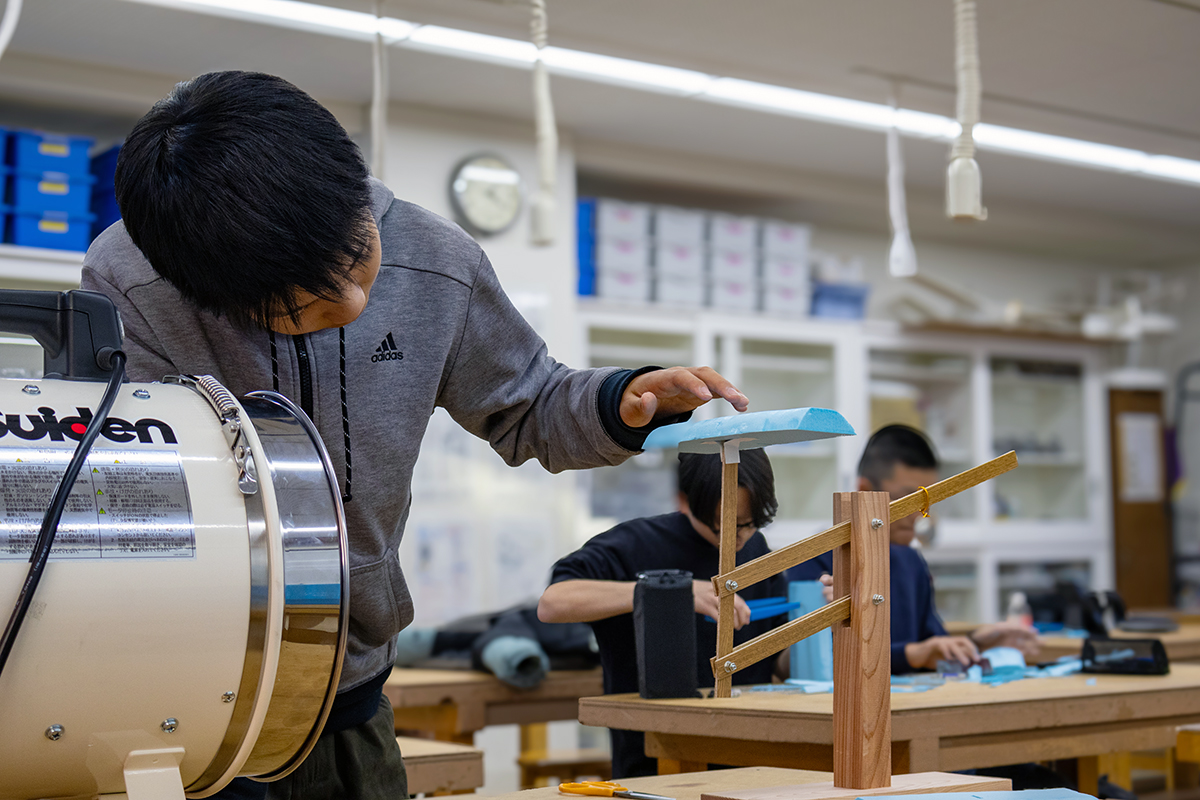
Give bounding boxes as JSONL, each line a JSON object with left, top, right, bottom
{"left": 1109, "top": 388, "right": 1172, "bottom": 608}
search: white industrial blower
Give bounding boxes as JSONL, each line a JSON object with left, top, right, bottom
{"left": 0, "top": 290, "right": 349, "bottom": 800}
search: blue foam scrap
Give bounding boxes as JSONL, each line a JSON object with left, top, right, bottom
{"left": 642, "top": 407, "right": 854, "bottom": 453}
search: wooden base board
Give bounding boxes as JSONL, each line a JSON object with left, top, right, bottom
{"left": 700, "top": 771, "right": 1010, "bottom": 800}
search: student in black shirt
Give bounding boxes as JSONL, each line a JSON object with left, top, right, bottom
{"left": 789, "top": 425, "right": 1039, "bottom": 671}
{"left": 539, "top": 450, "right": 788, "bottom": 778}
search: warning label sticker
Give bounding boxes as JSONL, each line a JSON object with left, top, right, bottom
{"left": 0, "top": 448, "right": 195, "bottom": 560}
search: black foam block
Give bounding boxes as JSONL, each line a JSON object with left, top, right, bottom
{"left": 633, "top": 569, "right": 698, "bottom": 699}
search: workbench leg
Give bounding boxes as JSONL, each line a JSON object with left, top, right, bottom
{"left": 520, "top": 723, "right": 550, "bottom": 788}
{"left": 1078, "top": 756, "right": 1100, "bottom": 797}
{"left": 657, "top": 758, "right": 707, "bottom": 775}
{"left": 1100, "top": 752, "right": 1132, "bottom": 791}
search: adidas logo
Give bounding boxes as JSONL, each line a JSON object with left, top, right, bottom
{"left": 371, "top": 332, "right": 404, "bottom": 363}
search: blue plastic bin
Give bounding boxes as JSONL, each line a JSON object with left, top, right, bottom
{"left": 8, "top": 171, "right": 95, "bottom": 215}
{"left": 810, "top": 281, "right": 869, "bottom": 320}
{"left": 8, "top": 131, "right": 94, "bottom": 176}
{"left": 577, "top": 197, "right": 596, "bottom": 296}
{"left": 91, "top": 144, "right": 122, "bottom": 237}
{"left": 7, "top": 209, "right": 96, "bottom": 251}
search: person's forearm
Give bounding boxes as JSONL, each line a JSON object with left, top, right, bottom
{"left": 537, "top": 580, "right": 636, "bottom": 623}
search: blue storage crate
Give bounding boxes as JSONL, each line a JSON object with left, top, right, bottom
{"left": 92, "top": 190, "right": 121, "bottom": 237}
{"left": 8, "top": 171, "right": 95, "bottom": 215}
{"left": 91, "top": 144, "right": 120, "bottom": 191}
{"left": 91, "top": 144, "right": 122, "bottom": 237}
{"left": 577, "top": 197, "right": 597, "bottom": 296}
{"left": 8, "top": 131, "right": 94, "bottom": 176}
{"left": 7, "top": 209, "right": 96, "bottom": 252}
{"left": 810, "top": 281, "right": 869, "bottom": 319}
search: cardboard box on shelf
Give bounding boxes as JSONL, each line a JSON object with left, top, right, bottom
{"left": 709, "top": 249, "right": 757, "bottom": 281}
{"left": 596, "top": 237, "right": 652, "bottom": 272}
{"left": 656, "top": 274, "right": 705, "bottom": 308}
{"left": 653, "top": 205, "right": 707, "bottom": 244}
{"left": 762, "top": 283, "right": 810, "bottom": 316}
{"left": 655, "top": 241, "right": 705, "bottom": 278}
{"left": 596, "top": 267, "right": 651, "bottom": 303}
{"left": 596, "top": 198, "right": 652, "bottom": 239}
{"left": 710, "top": 277, "right": 757, "bottom": 312}
{"left": 708, "top": 213, "right": 759, "bottom": 251}
{"left": 761, "top": 220, "right": 811, "bottom": 258}
{"left": 762, "top": 254, "right": 809, "bottom": 288}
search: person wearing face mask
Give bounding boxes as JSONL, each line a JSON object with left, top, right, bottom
{"left": 788, "top": 425, "right": 1039, "bottom": 673}
{"left": 538, "top": 450, "right": 786, "bottom": 778}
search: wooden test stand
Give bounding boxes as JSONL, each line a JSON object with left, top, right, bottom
{"left": 709, "top": 447, "right": 1018, "bottom": 791}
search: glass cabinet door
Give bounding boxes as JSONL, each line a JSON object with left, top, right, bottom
{"left": 927, "top": 560, "right": 978, "bottom": 622}
{"left": 586, "top": 326, "right": 696, "bottom": 524}
{"left": 990, "top": 358, "right": 1086, "bottom": 521}
{"left": 737, "top": 338, "right": 836, "bottom": 524}
{"left": 868, "top": 350, "right": 974, "bottom": 519}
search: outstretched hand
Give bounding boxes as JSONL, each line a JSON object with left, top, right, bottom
{"left": 620, "top": 366, "right": 750, "bottom": 428}
{"left": 693, "top": 579, "right": 751, "bottom": 630}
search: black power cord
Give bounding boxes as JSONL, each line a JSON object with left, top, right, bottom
{"left": 0, "top": 351, "right": 127, "bottom": 677}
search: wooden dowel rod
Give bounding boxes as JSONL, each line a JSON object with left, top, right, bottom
{"left": 711, "top": 522, "right": 850, "bottom": 598}
{"left": 709, "top": 596, "right": 850, "bottom": 679}
{"left": 714, "top": 449, "right": 739, "bottom": 698}
{"left": 713, "top": 451, "right": 1017, "bottom": 598}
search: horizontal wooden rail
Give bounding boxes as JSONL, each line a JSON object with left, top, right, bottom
{"left": 710, "top": 596, "right": 850, "bottom": 678}
{"left": 713, "top": 451, "right": 1018, "bottom": 599}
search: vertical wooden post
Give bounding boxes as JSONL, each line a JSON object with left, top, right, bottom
{"left": 713, "top": 440, "right": 740, "bottom": 699}
{"left": 831, "top": 491, "right": 892, "bottom": 790}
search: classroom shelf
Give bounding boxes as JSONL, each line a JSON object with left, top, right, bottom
{"left": 0, "top": 243, "right": 84, "bottom": 287}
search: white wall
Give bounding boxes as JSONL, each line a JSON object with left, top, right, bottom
{"left": 380, "top": 103, "right": 585, "bottom": 626}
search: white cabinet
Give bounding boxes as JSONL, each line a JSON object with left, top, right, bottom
{"left": 579, "top": 303, "right": 1113, "bottom": 623}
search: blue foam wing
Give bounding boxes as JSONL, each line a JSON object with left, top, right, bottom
{"left": 642, "top": 407, "right": 855, "bottom": 453}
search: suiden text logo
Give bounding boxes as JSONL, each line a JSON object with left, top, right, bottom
{"left": 372, "top": 332, "right": 404, "bottom": 363}
{"left": 0, "top": 407, "right": 178, "bottom": 444}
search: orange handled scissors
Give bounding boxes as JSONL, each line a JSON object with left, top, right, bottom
{"left": 559, "top": 781, "right": 674, "bottom": 800}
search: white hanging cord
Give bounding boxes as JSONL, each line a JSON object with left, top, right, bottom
{"left": 946, "top": 0, "right": 986, "bottom": 220}
{"left": 530, "top": 0, "right": 558, "bottom": 246}
{"left": 0, "top": 0, "right": 24, "bottom": 64}
{"left": 370, "top": 0, "right": 388, "bottom": 183}
{"left": 886, "top": 88, "right": 918, "bottom": 278}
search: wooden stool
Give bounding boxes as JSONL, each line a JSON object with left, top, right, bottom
{"left": 398, "top": 736, "right": 484, "bottom": 796}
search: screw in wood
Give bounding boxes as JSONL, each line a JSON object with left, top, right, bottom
{"left": 872, "top": 594, "right": 885, "bottom": 605}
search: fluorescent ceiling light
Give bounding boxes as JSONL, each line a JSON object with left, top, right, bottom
{"left": 123, "top": 0, "right": 415, "bottom": 40}
{"left": 120, "top": 0, "right": 1200, "bottom": 188}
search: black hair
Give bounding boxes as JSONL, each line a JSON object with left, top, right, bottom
{"left": 677, "top": 449, "right": 777, "bottom": 531}
{"left": 857, "top": 424, "right": 939, "bottom": 488}
{"left": 115, "top": 71, "right": 374, "bottom": 329}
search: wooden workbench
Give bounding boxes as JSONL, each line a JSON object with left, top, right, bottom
{"left": 483, "top": 767, "right": 1009, "bottom": 800}
{"left": 579, "top": 664, "right": 1200, "bottom": 795}
{"left": 385, "top": 667, "right": 604, "bottom": 743}
{"left": 1037, "top": 623, "right": 1200, "bottom": 663}
{"left": 398, "top": 736, "right": 484, "bottom": 795}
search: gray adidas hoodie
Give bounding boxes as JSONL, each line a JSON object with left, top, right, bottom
{"left": 82, "top": 179, "right": 637, "bottom": 690}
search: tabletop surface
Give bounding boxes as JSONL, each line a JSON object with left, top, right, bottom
{"left": 579, "top": 663, "right": 1200, "bottom": 741}
{"left": 385, "top": 667, "right": 604, "bottom": 706}
{"left": 485, "top": 767, "right": 829, "bottom": 800}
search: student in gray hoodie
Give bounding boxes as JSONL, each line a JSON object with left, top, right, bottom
{"left": 82, "top": 71, "right": 748, "bottom": 799}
